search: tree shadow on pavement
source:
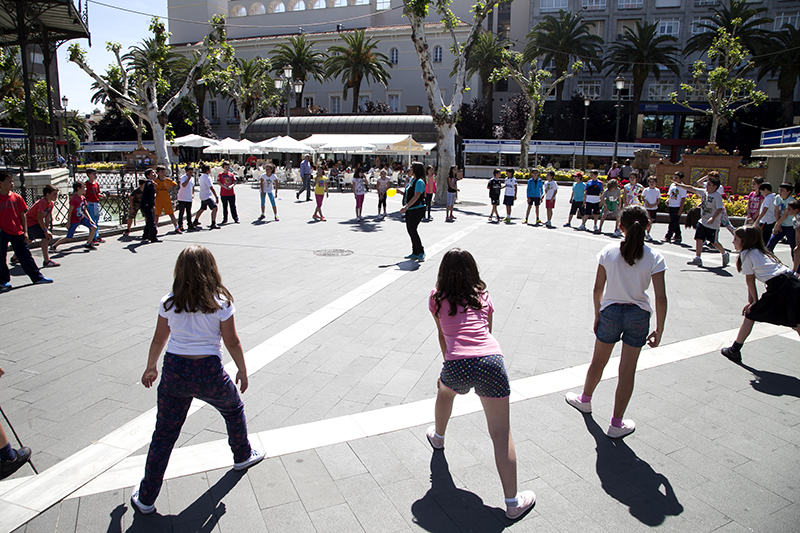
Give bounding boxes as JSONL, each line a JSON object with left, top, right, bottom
{"left": 114, "top": 469, "right": 244, "bottom": 532}
{"left": 739, "top": 362, "right": 800, "bottom": 399}
{"left": 582, "top": 414, "right": 683, "bottom": 526}
{"left": 411, "top": 452, "right": 508, "bottom": 533}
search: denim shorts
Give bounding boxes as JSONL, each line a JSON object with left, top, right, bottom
{"left": 440, "top": 354, "right": 510, "bottom": 398}
{"left": 66, "top": 217, "right": 95, "bottom": 238}
{"left": 596, "top": 303, "right": 651, "bottom": 348}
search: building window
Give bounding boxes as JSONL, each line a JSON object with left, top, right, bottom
{"left": 268, "top": 1, "right": 286, "bottom": 13}
{"left": 582, "top": 0, "right": 606, "bottom": 10}
{"left": 657, "top": 18, "right": 680, "bottom": 36}
{"left": 655, "top": 0, "right": 680, "bottom": 7}
{"left": 683, "top": 83, "right": 706, "bottom": 101}
{"left": 354, "top": 0, "right": 369, "bottom": 5}
{"left": 616, "top": 19, "right": 639, "bottom": 40}
{"left": 312, "top": 0, "right": 325, "bottom": 7}
{"left": 209, "top": 100, "right": 218, "bottom": 118}
{"left": 249, "top": 2, "right": 266, "bottom": 15}
{"left": 541, "top": 0, "right": 568, "bottom": 13}
{"left": 613, "top": 85, "right": 633, "bottom": 100}
{"left": 691, "top": 17, "right": 709, "bottom": 35}
{"left": 388, "top": 94, "right": 399, "bottom": 112}
{"left": 433, "top": 45, "right": 442, "bottom": 63}
{"left": 290, "top": 0, "right": 306, "bottom": 11}
{"left": 587, "top": 20, "right": 605, "bottom": 38}
{"left": 390, "top": 47, "right": 399, "bottom": 65}
{"left": 497, "top": 3, "right": 511, "bottom": 40}
{"left": 230, "top": 4, "right": 246, "bottom": 17}
{"left": 648, "top": 82, "right": 674, "bottom": 101}
{"left": 304, "top": 96, "right": 314, "bottom": 108}
{"left": 577, "top": 81, "right": 602, "bottom": 99}
{"left": 333, "top": 0, "right": 346, "bottom": 6}
{"left": 377, "top": 0, "right": 391, "bottom": 10}
{"left": 774, "top": 12, "right": 800, "bottom": 30}
{"left": 618, "top": 0, "right": 643, "bottom": 8}
{"left": 694, "top": 0, "right": 717, "bottom": 5}
{"left": 330, "top": 96, "right": 341, "bottom": 113}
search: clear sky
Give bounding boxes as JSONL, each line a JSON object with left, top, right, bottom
{"left": 57, "top": 1, "right": 169, "bottom": 116}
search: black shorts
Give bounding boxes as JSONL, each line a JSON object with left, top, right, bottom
{"left": 647, "top": 209, "right": 657, "bottom": 222}
{"left": 527, "top": 196, "right": 542, "bottom": 206}
{"left": 489, "top": 194, "right": 500, "bottom": 206}
{"left": 201, "top": 198, "right": 217, "bottom": 210}
{"left": 694, "top": 223, "right": 719, "bottom": 244}
{"left": 28, "top": 225, "right": 47, "bottom": 240}
{"left": 584, "top": 202, "right": 600, "bottom": 216}
{"left": 503, "top": 195, "right": 515, "bottom": 206}
{"left": 569, "top": 200, "right": 585, "bottom": 216}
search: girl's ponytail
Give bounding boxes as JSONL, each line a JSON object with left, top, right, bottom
{"left": 619, "top": 206, "right": 649, "bottom": 266}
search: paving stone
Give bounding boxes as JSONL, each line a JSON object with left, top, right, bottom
{"left": 316, "top": 442, "right": 368, "bottom": 481}
{"left": 308, "top": 502, "right": 365, "bottom": 533}
{"left": 261, "top": 500, "right": 317, "bottom": 532}
{"left": 248, "top": 456, "right": 300, "bottom": 509}
{"left": 335, "top": 473, "right": 408, "bottom": 533}
{"left": 281, "top": 450, "right": 345, "bottom": 513}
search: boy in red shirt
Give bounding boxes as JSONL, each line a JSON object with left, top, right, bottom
{"left": 51, "top": 181, "right": 98, "bottom": 251}
{"left": 217, "top": 161, "right": 239, "bottom": 224}
{"left": 24, "top": 184, "right": 60, "bottom": 267}
{"left": 0, "top": 171, "right": 52, "bottom": 292}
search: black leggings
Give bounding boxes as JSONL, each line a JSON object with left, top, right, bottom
{"left": 405, "top": 208, "right": 425, "bottom": 255}
{"left": 425, "top": 193, "right": 433, "bottom": 217}
{"left": 378, "top": 193, "right": 387, "bottom": 211}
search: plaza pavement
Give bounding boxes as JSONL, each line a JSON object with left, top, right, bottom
{"left": 0, "top": 178, "right": 798, "bottom": 533}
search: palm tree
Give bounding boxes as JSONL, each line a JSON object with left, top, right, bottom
{"left": 270, "top": 34, "right": 327, "bottom": 108}
{"left": 685, "top": 0, "right": 772, "bottom": 58}
{"left": 523, "top": 9, "right": 603, "bottom": 101}
{"left": 326, "top": 30, "right": 393, "bottom": 114}
{"left": 173, "top": 52, "right": 219, "bottom": 135}
{"left": 217, "top": 57, "right": 276, "bottom": 138}
{"left": 457, "top": 30, "right": 508, "bottom": 138}
{"left": 755, "top": 25, "right": 800, "bottom": 127}
{"left": 607, "top": 21, "right": 681, "bottom": 140}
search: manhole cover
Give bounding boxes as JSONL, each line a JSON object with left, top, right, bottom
{"left": 313, "top": 249, "right": 354, "bottom": 257}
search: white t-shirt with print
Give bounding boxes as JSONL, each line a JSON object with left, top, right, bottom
{"left": 260, "top": 173, "right": 277, "bottom": 194}
{"left": 353, "top": 177, "right": 366, "bottom": 195}
{"left": 598, "top": 243, "right": 667, "bottom": 315}
{"left": 544, "top": 180, "right": 558, "bottom": 200}
{"left": 759, "top": 193, "right": 776, "bottom": 225}
{"left": 177, "top": 174, "right": 194, "bottom": 202}
{"left": 667, "top": 183, "right": 687, "bottom": 208}
{"left": 159, "top": 293, "right": 235, "bottom": 357}
{"left": 504, "top": 177, "right": 517, "bottom": 196}
{"left": 698, "top": 189, "right": 725, "bottom": 230}
{"left": 739, "top": 248, "right": 792, "bottom": 284}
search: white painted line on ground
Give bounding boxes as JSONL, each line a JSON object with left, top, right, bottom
{"left": 0, "top": 222, "right": 484, "bottom": 533}
{"left": 67, "top": 324, "right": 787, "bottom": 500}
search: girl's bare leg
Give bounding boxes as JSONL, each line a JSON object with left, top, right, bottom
{"left": 613, "top": 343, "right": 643, "bottom": 419}
{"left": 434, "top": 379, "right": 457, "bottom": 437}
{"left": 735, "top": 317, "right": 755, "bottom": 344}
{"left": 583, "top": 339, "right": 615, "bottom": 397}
{"left": 480, "top": 396, "right": 517, "bottom": 499}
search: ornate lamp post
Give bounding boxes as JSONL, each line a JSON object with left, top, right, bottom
{"left": 61, "top": 95, "right": 70, "bottom": 176}
{"left": 273, "top": 65, "right": 305, "bottom": 137}
{"left": 582, "top": 95, "right": 590, "bottom": 172}
{"left": 613, "top": 76, "right": 625, "bottom": 166}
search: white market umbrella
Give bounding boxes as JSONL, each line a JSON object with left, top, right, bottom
{"left": 170, "top": 134, "right": 218, "bottom": 148}
{"left": 253, "top": 136, "right": 314, "bottom": 154}
{"left": 319, "top": 141, "right": 376, "bottom": 153}
{"left": 203, "top": 137, "right": 255, "bottom": 155}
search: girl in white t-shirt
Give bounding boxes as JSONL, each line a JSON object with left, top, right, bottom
{"left": 721, "top": 226, "right": 800, "bottom": 363}
{"left": 259, "top": 163, "right": 279, "bottom": 221}
{"left": 566, "top": 206, "right": 668, "bottom": 438}
{"left": 131, "top": 246, "right": 263, "bottom": 514}
{"left": 352, "top": 167, "right": 367, "bottom": 221}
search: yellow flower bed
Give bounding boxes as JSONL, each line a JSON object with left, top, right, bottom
{"left": 76, "top": 163, "right": 125, "bottom": 171}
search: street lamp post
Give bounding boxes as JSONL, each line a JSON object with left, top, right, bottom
{"left": 613, "top": 76, "right": 625, "bottom": 166}
{"left": 582, "top": 96, "right": 590, "bottom": 172}
{"left": 61, "top": 95, "right": 70, "bottom": 176}
{"left": 273, "top": 65, "right": 305, "bottom": 137}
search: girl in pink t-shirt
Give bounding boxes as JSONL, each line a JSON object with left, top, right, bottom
{"left": 426, "top": 249, "right": 535, "bottom": 521}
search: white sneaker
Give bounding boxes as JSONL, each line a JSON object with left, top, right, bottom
{"left": 607, "top": 420, "right": 636, "bottom": 438}
{"left": 130, "top": 488, "right": 156, "bottom": 514}
{"left": 578, "top": 224, "right": 586, "bottom": 231}
{"left": 613, "top": 229, "right": 622, "bottom": 237}
{"left": 722, "top": 251, "right": 730, "bottom": 267}
{"left": 426, "top": 426, "right": 444, "bottom": 450}
{"left": 234, "top": 447, "right": 265, "bottom": 471}
{"left": 506, "top": 490, "right": 536, "bottom": 520}
{"left": 565, "top": 392, "right": 592, "bottom": 413}
{"left": 687, "top": 257, "right": 703, "bottom": 266}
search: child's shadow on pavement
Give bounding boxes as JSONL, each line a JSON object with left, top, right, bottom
{"left": 582, "top": 414, "right": 683, "bottom": 526}
{"left": 411, "top": 452, "right": 509, "bottom": 532}
{"left": 111, "top": 469, "right": 244, "bottom": 532}
{"left": 739, "top": 362, "right": 800, "bottom": 399}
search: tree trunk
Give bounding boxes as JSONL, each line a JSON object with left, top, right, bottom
{"left": 351, "top": 78, "right": 361, "bottom": 113}
{"left": 709, "top": 113, "right": 720, "bottom": 144}
{"left": 150, "top": 116, "right": 170, "bottom": 173}
{"left": 520, "top": 101, "right": 536, "bottom": 169}
{"left": 628, "top": 79, "right": 643, "bottom": 141}
{"left": 435, "top": 122, "right": 457, "bottom": 205}
{"left": 482, "top": 79, "right": 493, "bottom": 138}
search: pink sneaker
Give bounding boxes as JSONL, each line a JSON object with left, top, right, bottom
{"left": 426, "top": 426, "right": 444, "bottom": 449}
{"left": 506, "top": 490, "right": 536, "bottom": 520}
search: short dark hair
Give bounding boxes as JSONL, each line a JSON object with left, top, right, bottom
{"left": 546, "top": 170, "right": 555, "bottom": 178}
{"left": 707, "top": 175, "right": 721, "bottom": 187}
{"left": 155, "top": 165, "right": 166, "bottom": 172}
{"left": 0, "top": 171, "right": 12, "bottom": 182}
{"left": 43, "top": 185, "right": 58, "bottom": 195}
{"left": 85, "top": 168, "right": 98, "bottom": 174}
{"left": 145, "top": 169, "right": 155, "bottom": 178}
{"left": 673, "top": 171, "right": 684, "bottom": 179}
{"left": 493, "top": 168, "right": 501, "bottom": 176}
{"left": 200, "top": 163, "right": 211, "bottom": 173}
{"left": 752, "top": 176, "right": 764, "bottom": 185}
{"left": 759, "top": 182, "right": 773, "bottom": 192}
{"left": 184, "top": 164, "right": 194, "bottom": 171}
{"left": 788, "top": 200, "right": 800, "bottom": 212}
{"left": 72, "top": 181, "right": 84, "bottom": 192}
{"left": 779, "top": 182, "right": 793, "bottom": 193}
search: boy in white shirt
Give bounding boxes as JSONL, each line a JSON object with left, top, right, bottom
{"left": 677, "top": 172, "right": 729, "bottom": 267}
{"left": 192, "top": 164, "right": 220, "bottom": 230}
{"left": 753, "top": 182, "right": 777, "bottom": 246}
{"left": 543, "top": 170, "right": 558, "bottom": 228}
{"left": 642, "top": 176, "right": 661, "bottom": 242}
{"left": 503, "top": 169, "right": 517, "bottom": 223}
{"left": 176, "top": 165, "right": 195, "bottom": 232}
{"left": 664, "top": 171, "right": 687, "bottom": 243}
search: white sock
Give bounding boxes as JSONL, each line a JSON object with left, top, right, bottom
{"left": 505, "top": 495, "right": 519, "bottom": 507}
{"left": 434, "top": 431, "right": 444, "bottom": 439}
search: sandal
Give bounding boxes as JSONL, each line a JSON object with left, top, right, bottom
{"left": 43, "top": 260, "right": 60, "bottom": 267}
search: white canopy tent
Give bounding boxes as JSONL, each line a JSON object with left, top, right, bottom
{"left": 303, "top": 134, "right": 429, "bottom": 164}
{"left": 202, "top": 137, "right": 255, "bottom": 155}
{"left": 170, "top": 134, "right": 218, "bottom": 148}
{"left": 253, "top": 136, "right": 314, "bottom": 154}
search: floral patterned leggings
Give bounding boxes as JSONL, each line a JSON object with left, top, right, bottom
{"left": 137, "top": 353, "right": 251, "bottom": 505}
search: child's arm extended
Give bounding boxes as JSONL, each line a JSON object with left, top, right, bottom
{"left": 432, "top": 313, "right": 447, "bottom": 360}
{"left": 142, "top": 316, "right": 170, "bottom": 388}
{"left": 221, "top": 315, "right": 248, "bottom": 393}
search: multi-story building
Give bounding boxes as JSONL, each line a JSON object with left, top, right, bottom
{"left": 169, "top": 0, "right": 800, "bottom": 160}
